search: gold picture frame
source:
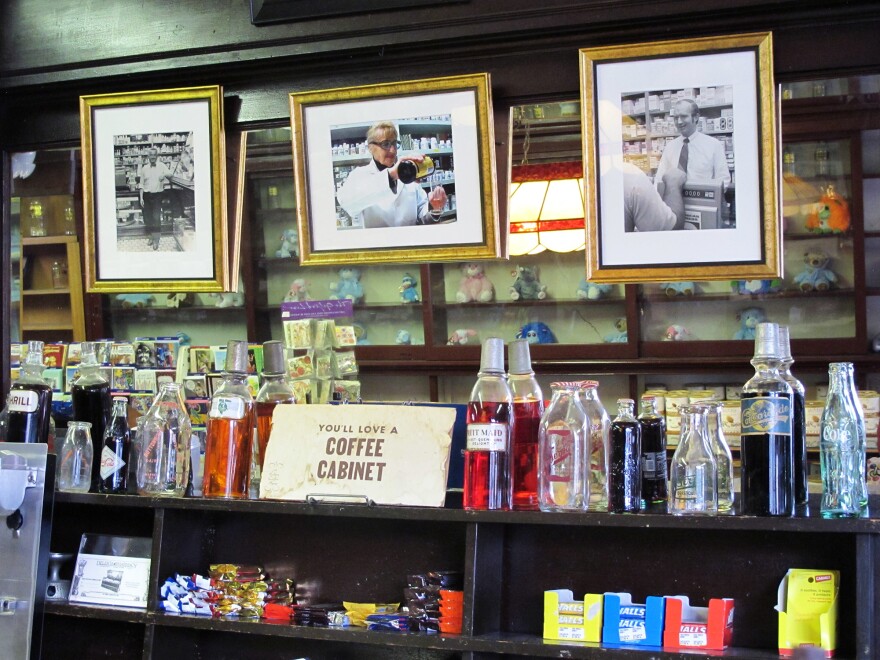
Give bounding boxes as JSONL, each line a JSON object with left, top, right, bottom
{"left": 80, "top": 85, "right": 228, "bottom": 292}
{"left": 580, "top": 32, "right": 780, "bottom": 283}
{"left": 289, "top": 73, "right": 501, "bottom": 266}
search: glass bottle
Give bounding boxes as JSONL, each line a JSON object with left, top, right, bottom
{"left": 137, "top": 382, "right": 191, "bottom": 497}
{"left": 538, "top": 382, "right": 587, "bottom": 512}
{"left": 841, "top": 363, "right": 868, "bottom": 510}
{"left": 638, "top": 395, "right": 668, "bottom": 511}
{"left": 57, "top": 421, "right": 93, "bottom": 493}
{"left": 740, "top": 323, "right": 795, "bottom": 517}
{"left": 70, "top": 341, "right": 112, "bottom": 492}
{"left": 703, "top": 401, "right": 734, "bottom": 513}
{"left": 782, "top": 145, "right": 796, "bottom": 176}
{"left": 507, "top": 339, "right": 543, "bottom": 511}
{"left": 203, "top": 340, "right": 256, "bottom": 499}
{"left": 255, "top": 340, "right": 296, "bottom": 472}
{"left": 127, "top": 416, "right": 147, "bottom": 494}
{"left": 608, "top": 398, "right": 641, "bottom": 513}
{"left": 819, "top": 363, "right": 864, "bottom": 518}
{"left": 668, "top": 404, "right": 717, "bottom": 515}
{"left": 5, "top": 340, "right": 53, "bottom": 445}
{"left": 51, "top": 260, "right": 69, "bottom": 289}
{"left": 28, "top": 199, "right": 46, "bottom": 237}
{"left": 579, "top": 381, "right": 610, "bottom": 512}
{"left": 99, "top": 396, "right": 130, "bottom": 494}
{"left": 777, "top": 326, "right": 809, "bottom": 507}
{"left": 463, "top": 337, "right": 513, "bottom": 511}
{"left": 62, "top": 203, "right": 77, "bottom": 235}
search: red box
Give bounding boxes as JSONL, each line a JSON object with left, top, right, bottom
{"left": 663, "top": 596, "right": 734, "bottom": 651}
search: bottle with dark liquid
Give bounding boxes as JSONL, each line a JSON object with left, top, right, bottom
{"left": 99, "top": 396, "right": 130, "bottom": 494}
{"left": 777, "top": 326, "right": 808, "bottom": 508}
{"left": 464, "top": 337, "right": 513, "bottom": 511}
{"left": 638, "top": 395, "right": 668, "bottom": 510}
{"left": 255, "top": 340, "right": 296, "bottom": 472}
{"left": 5, "top": 340, "right": 53, "bottom": 447}
{"left": 204, "top": 340, "right": 255, "bottom": 499}
{"left": 608, "top": 398, "right": 641, "bottom": 513}
{"left": 70, "top": 341, "right": 112, "bottom": 492}
{"left": 740, "top": 323, "right": 795, "bottom": 517}
{"left": 507, "top": 339, "right": 542, "bottom": 510}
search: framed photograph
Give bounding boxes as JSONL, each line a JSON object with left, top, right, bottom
{"left": 580, "top": 32, "right": 779, "bottom": 283}
{"left": 80, "top": 86, "right": 228, "bottom": 292}
{"left": 290, "top": 73, "right": 501, "bottom": 265}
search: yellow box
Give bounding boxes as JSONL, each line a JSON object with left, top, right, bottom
{"left": 776, "top": 569, "right": 838, "bottom": 657}
{"left": 543, "top": 589, "right": 603, "bottom": 642}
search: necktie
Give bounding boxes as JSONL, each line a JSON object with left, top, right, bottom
{"left": 678, "top": 137, "right": 689, "bottom": 173}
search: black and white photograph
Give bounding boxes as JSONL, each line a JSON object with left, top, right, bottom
{"left": 80, "top": 85, "right": 228, "bottom": 292}
{"left": 580, "top": 33, "right": 780, "bottom": 284}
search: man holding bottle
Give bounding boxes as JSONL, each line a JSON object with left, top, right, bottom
{"left": 336, "top": 121, "right": 447, "bottom": 228}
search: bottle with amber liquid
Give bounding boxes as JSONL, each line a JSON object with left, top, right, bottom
{"left": 777, "top": 326, "right": 808, "bottom": 508}
{"left": 740, "top": 323, "right": 794, "bottom": 517}
{"left": 506, "top": 339, "right": 542, "bottom": 510}
{"left": 99, "top": 396, "right": 130, "bottom": 494}
{"left": 255, "top": 340, "right": 296, "bottom": 472}
{"left": 71, "top": 341, "right": 112, "bottom": 492}
{"left": 608, "top": 398, "right": 641, "bottom": 513}
{"left": 638, "top": 395, "right": 668, "bottom": 511}
{"left": 203, "top": 340, "right": 256, "bottom": 499}
{"left": 464, "top": 337, "right": 513, "bottom": 511}
{"left": 5, "top": 340, "right": 53, "bottom": 446}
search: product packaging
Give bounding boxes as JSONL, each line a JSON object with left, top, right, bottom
{"left": 542, "top": 589, "right": 603, "bottom": 642}
{"left": 602, "top": 592, "right": 664, "bottom": 646}
{"left": 776, "top": 569, "right": 838, "bottom": 657}
{"left": 662, "top": 595, "right": 734, "bottom": 651}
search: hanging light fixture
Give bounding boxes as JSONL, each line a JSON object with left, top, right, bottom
{"left": 508, "top": 161, "right": 586, "bottom": 255}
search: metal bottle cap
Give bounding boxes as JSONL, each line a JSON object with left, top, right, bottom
{"left": 753, "top": 322, "right": 779, "bottom": 359}
{"left": 480, "top": 337, "right": 505, "bottom": 374}
{"left": 262, "top": 340, "right": 286, "bottom": 375}
{"left": 507, "top": 339, "right": 532, "bottom": 375}
{"left": 777, "top": 325, "right": 792, "bottom": 361}
{"left": 225, "top": 339, "right": 250, "bottom": 374}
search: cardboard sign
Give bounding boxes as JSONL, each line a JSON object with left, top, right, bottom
{"left": 260, "top": 404, "right": 456, "bottom": 507}
{"left": 280, "top": 299, "right": 353, "bottom": 320}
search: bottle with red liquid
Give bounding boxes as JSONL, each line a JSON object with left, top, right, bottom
{"left": 203, "top": 340, "right": 256, "bottom": 499}
{"left": 507, "top": 339, "right": 543, "bottom": 510}
{"left": 608, "top": 398, "right": 642, "bottom": 513}
{"left": 70, "top": 341, "right": 112, "bottom": 492}
{"left": 5, "top": 340, "right": 53, "bottom": 447}
{"left": 638, "top": 395, "right": 668, "bottom": 511}
{"left": 255, "top": 340, "right": 296, "bottom": 472}
{"left": 463, "top": 337, "right": 513, "bottom": 511}
{"left": 777, "top": 326, "right": 808, "bottom": 508}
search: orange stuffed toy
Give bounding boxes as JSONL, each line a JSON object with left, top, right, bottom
{"left": 806, "top": 185, "right": 850, "bottom": 234}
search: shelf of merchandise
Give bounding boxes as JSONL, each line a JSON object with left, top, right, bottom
{"left": 41, "top": 491, "right": 880, "bottom": 659}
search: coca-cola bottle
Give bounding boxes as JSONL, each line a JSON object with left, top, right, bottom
{"left": 463, "top": 338, "right": 513, "bottom": 511}
{"left": 638, "top": 395, "right": 668, "bottom": 511}
{"left": 507, "top": 339, "right": 543, "bottom": 510}
{"left": 99, "top": 396, "right": 130, "bottom": 494}
{"left": 608, "top": 398, "right": 641, "bottom": 513}
{"left": 71, "top": 341, "right": 112, "bottom": 492}
{"left": 5, "top": 340, "right": 53, "bottom": 446}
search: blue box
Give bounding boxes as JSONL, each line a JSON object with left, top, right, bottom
{"left": 602, "top": 592, "right": 665, "bottom": 647}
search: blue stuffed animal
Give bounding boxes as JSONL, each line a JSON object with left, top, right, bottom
{"left": 660, "top": 281, "right": 696, "bottom": 296}
{"left": 329, "top": 266, "right": 364, "bottom": 303}
{"left": 732, "top": 279, "right": 783, "bottom": 295}
{"left": 395, "top": 330, "right": 412, "bottom": 345}
{"left": 793, "top": 249, "right": 838, "bottom": 292}
{"left": 399, "top": 273, "right": 420, "bottom": 303}
{"left": 603, "top": 317, "right": 628, "bottom": 343}
{"left": 734, "top": 306, "right": 767, "bottom": 340}
{"left": 516, "top": 322, "right": 557, "bottom": 344}
{"left": 577, "top": 278, "right": 613, "bottom": 301}
{"left": 509, "top": 265, "right": 547, "bottom": 300}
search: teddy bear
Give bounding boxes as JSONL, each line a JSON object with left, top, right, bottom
{"left": 516, "top": 321, "right": 557, "bottom": 344}
{"left": 734, "top": 306, "right": 767, "bottom": 340}
{"left": 116, "top": 293, "right": 156, "bottom": 309}
{"left": 447, "top": 328, "right": 480, "bottom": 345}
{"left": 664, "top": 324, "right": 692, "bottom": 341}
{"left": 283, "top": 278, "right": 311, "bottom": 302}
{"left": 456, "top": 262, "right": 495, "bottom": 303}
{"left": 509, "top": 265, "right": 547, "bottom": 301}
{"left": 806, "top": 186, "right": 850, "bottom": 234}
{"left": 329, "top": 266, "right": 364, "bottom": 303}
{"left": 275, "top": 228, "right": 299, "bottom": 258}
{"left": 731, "top": 279, "right": 783, "bottom": 295}
{"left": 577, "top": 278, "right": 613, "bottom": 301}
{"left": 399, "top": 273, "right": 420, "bottom": 303}
{"left": 604, "top": 317, "right": 628, "bottom": 343}
{"left": 793, "top": 249, "right": 838, "bottom": 292}
{"left": 660, "top": 281, "right": 696, "bottom": 296}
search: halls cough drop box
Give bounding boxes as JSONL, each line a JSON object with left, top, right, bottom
{"left": 776, "top": 568, "right": 838, "bottom": 657}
